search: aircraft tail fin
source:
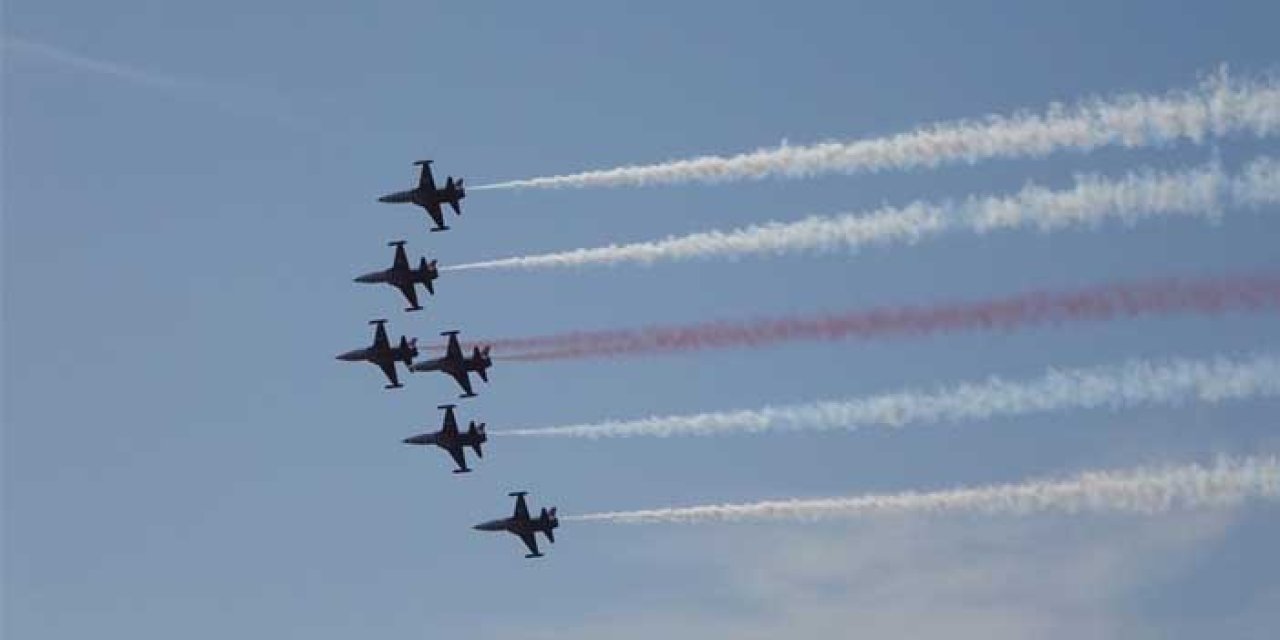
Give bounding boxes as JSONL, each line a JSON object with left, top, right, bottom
{"left": 420, "top": 258, "right": 437, "bottom": 295}
{"left": 542, "top": 509, "right": 557, "bottom": 543}
{"left": 473, "top": 346, "right": 491, "bottom": 382}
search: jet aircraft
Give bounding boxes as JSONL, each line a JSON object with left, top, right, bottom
{"left": 473, "top": 491, "right": 559, "bottom": 558}
{"left": 354, "top": 240, "right": 440, "bottom": 312}
{"left": 377, "top": 160, "right": 466, "bottom": 232}
{"left": 409, "top": 330, "right": 491, "bottom": 398}
{"left": 336, "top": 319, "right": 419, "bottom": 389}
{"left": 402, "top": 404, "right": 488, "bottom": 473}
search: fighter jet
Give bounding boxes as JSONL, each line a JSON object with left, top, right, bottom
{"left": 409, "top": 330, "right": 491, "bottom": 398}
{"left": 402, "top": 404, "right": 487, "bottom": 473}
{"left": 354, "top": 241, "right": 440, "bottom": 312}
{"left": 336, "top": 319, "right": 419, "bottom": 389}
{"left": 474, "top": 491, "right": 559, "bottom": 559}
{"left": 377, "top": 160, "right": 466, "bottom": 232}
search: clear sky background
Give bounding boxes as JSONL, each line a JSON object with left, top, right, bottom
{"left": 4, "top": 1, "right": 1279, "bottom": 638}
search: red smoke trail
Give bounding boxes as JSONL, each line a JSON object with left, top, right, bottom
{"left": 472, "top": 273, "right": 1280, "bottom": 362}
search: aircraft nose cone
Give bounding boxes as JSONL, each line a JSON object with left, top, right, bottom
{"left": 336, "top": 350, "right": 361, "bottom": 361}
{"left": 377, "top": 194, "right": 394, "bottom": 203}
{"left": 354, "top": 271, "right": 380, "bottom": 283}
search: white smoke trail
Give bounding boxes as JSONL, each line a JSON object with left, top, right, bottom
{"left": 446, "top": 156, "right": 1280, "bottom": 272}
{"left": 565, "top": 456, "right": 1280, "bottom": 524}
{"left": 500, "top": 353, "right": 1280, "bottom": 438}
{"left": 475, "top": 69, "right": 1280, "bottom": 190}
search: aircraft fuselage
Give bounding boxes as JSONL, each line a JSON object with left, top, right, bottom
{"left": 403, "top": 430, "right": 484, "bottom": 449}
{"left": 336, "top": 345, "right": 414, "bottom": 365}
{"left": 378, "top": 186, "right": 463, "bottom": 209}
{"left": 474, "top": 517, "right": 553, "bottom": 538}
{"left": 354, "top": 267, "right": 418, "bottom": 288}
{"left": 411, "top": 356, "right": 455, "bottom": 375}
{"left": 377, "top": 189, "right": 420, "bottom": 205}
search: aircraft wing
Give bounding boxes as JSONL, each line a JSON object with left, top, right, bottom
{"left": 445, "top": 332, "right": 464, "bottom": 361}
{"left": 441, "top": 406, "right": 459, "bottom": 436}
{"left": 444, "top": 442, "right": 468, "bottom": 472}
{"left": 448, "top": 370, "right": 475, "bottom": 397}
{"left": 373, "top": 322, "right": 390, "bottom": 349}
{"left": 423, "top": 201, "right": 446, "bottom": 230}
{"left": 513, "top": 493, "right": 531, "bottom": 520}
{"left": 517, "top": 532, "right": 540, "bottom": 557}
{"left": 377, "top": 359, "right": 400, "bottom": 387}
{"left": 418, "top": 161, "right": 437, "bottom": 190}
{"left": 394, "top": 282, "right": 420, "bottom": 310}
{"left": 392, "top": 243, "right": 409, "bottom": 270}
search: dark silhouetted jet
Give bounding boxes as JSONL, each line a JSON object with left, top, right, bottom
{"left": 403, "top": 404, "right": 488, "bottom": 473}
{"left": 409, "top": 330, "right": 491, "bottom": 398}
{"left": 336, "top": 319, "right": 419, "bottom": 389}
{"left": 377, "top": 160, "right": 466, "bottom": 232}
{"left": 474, "top": 491, "right": 559, "bottom": 558}
{"left": 354, "top": 240, "right": 439, "bottom": 312}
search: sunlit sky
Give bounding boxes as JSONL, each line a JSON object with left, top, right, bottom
{"left": 4, "top": 2, "right": 1279, "bottom": 638}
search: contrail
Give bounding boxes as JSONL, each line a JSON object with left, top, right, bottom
{"left": 477, "top": 273, "right": 1280, "bottom": 361}
{"left": 475, "top": 68, "right": 1280, "bottom": 190}
{"left": 499, "top": 353, "right": 1280, "bottom": 438}
{"left": 3, "top": 36, "right": 208, "bottom": 91}
{"left": 447, "top": 157, "right": 1280, "bottom": 272}
{"left": 565, "top": 456, "right": 1280, "bottom": 524}
{"left": 2, "top": 35, "right": 302, "bottom": 127}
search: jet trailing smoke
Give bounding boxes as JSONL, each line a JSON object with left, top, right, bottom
{"left": 564, "top": 456, "right": 1280, "bottom": 524}
{"left": 481, "top": 273, "right": 1280, "bottom": 361}
{"left": 498, "top": 353, "right": 1280, "bottom": 438}
{"left": 447, "top": 156, "right": 1280, "bottom": 271}
{"left": 474, "top": 69, "right": 1280, "bottom": 190}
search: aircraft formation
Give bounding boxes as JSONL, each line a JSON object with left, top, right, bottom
{"left": 338, "top": 160, "right": 558, "bottom": 559}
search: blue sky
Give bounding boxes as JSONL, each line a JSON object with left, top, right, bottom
{"left": 4, "top": 1, "right": 1279, "bottom": 638}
